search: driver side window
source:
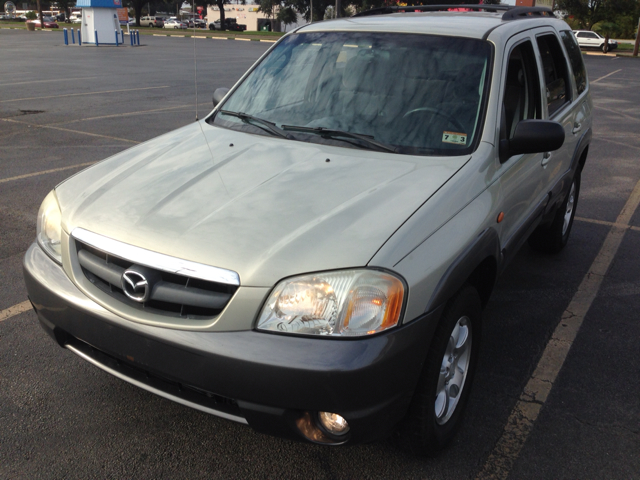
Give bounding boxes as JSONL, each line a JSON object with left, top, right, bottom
{"left": 502, "top": 41, "right": 542, "bottom": 140}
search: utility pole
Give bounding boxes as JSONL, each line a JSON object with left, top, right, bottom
{"left": 310, "top": 0, "right": 313, "bottom": 23}
{"left": 36, "top": 0, "right": 44, "bottom": 29}
{"left": 634, "top": 17, "right": 639, "bottom": 57}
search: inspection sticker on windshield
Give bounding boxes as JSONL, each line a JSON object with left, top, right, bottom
{"left": 442, "top": 131, "right": 467, "bottom": 145}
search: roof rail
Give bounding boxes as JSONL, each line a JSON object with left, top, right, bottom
{"left": 500, "top": 7, "right": 555, "bottom": 20}
{"left": 352, "top": 5, "right": 555, "bottom": 20}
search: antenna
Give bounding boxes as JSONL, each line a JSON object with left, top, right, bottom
{"left": 192, "top": 0, "right": 199, "bottom": 121}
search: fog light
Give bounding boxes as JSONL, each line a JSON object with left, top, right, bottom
{"left": 318, "top": 411, "right": 350, "bottom": 436}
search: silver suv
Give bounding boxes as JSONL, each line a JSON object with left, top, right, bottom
{"left": 24, "top": 5, "right": 591, "bottom": 453}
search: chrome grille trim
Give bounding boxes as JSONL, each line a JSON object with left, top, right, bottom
{"left": 72, "top": 228, "right": 240, "bottom": 286}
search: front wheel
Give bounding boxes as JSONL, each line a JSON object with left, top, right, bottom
{"left": 209, "top": 24, "right": 215, "bottom": 30}
{"left": 528, "top": 171, "right": 580, "bottom": 253}
{"left": 400, "top": 285, "right": 482, "bottom": 455}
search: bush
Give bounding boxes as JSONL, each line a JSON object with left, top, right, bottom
{"left": 25, "top": 11, "right": 37, "bottom": 20}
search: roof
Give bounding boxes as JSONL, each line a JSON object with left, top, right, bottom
{"left": 298, "top": 11, "right": 568, "bottom": 41}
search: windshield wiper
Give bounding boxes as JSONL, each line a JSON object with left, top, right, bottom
{"left": 219, "top": 110, "right": 288, "bottom": 139}
{"left": 280, "top": 125, "right": 396, "bottom": 153}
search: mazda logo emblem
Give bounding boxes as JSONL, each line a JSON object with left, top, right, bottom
{"left": 122, "top": 270, "right": 150, "bottom": 303}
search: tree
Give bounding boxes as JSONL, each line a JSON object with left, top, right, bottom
{"left": 124, "top": 0, "right": 146, "bottom": 26}
{"left": 54, "top": 0, "right": 76, "bottom": 19}
{"left": 595, "top": 20, "right": 620, "bottom": 52}
{"left": 556, "top": 0, "right": 636, "bottom": 30}
{"left": 277, "top": 5, "right": 298, "bottom": 26}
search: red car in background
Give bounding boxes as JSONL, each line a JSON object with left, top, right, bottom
{"left": 29, "top": 17, "right": 59, "bottom": 28}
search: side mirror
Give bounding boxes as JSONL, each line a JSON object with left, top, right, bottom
{"left": 212, "top": 87, "right": 230, "bottom": 107}
{"left": 500, "top": 120, "right": 565, "bottom": 163}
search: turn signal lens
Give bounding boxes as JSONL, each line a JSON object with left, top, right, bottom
{"left": 36, "top": 190, "right": 63, "bottom": 264}
{"left": 257, "top": 269, "right": 404, "bottom": 337}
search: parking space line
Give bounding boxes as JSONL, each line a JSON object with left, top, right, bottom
{"left": 0, "top": 118, "right": 140, "bottom": 144}
{"left": 0, "top": 301, "right": 32, "bottom": 323}
{"left": 48, "top": 105, "right": 193, "bottom": 126}
{"left": 0, "top": 76, "right": 98, "bottom": 87}
{"left": 595, "top": 136, "right": 640, "bottom": 151}
{"left": 0, "top": 162, "right": 97, "bottom": 184}
{"left": 591, "top": 68, "right": 622, "bottom": 84}
{"left": 0, "top": 86, "right": 170, "bottom": 104}
{"left": 477, "top": 176, "right": 640, "bottom": 480}
{"left": 593, "top": 104, "right": 640, "bottom": 123}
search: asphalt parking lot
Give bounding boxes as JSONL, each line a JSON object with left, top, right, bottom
{"left": 1, "top": 29, "right": 639, "bottom": 479}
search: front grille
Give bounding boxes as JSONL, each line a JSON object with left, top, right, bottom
{"left": 75, "top": 240, "right": 238, "bottom": 320}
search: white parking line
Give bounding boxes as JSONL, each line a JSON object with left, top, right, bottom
{"left": 0, "top": 76, "right": 98, "bottom": 87}
{"left": 477, "top": 176, "right": 640, "bottom": 480}
{"left": 575, "top": 216, "right": 640, "bottom": 232}
{"left": 591, "top": 68, "right": 622, "bottom": 84}
{"left": 0, "top": 301, "right": 33, "bottom": 322}
{"left": 48, "top": 105, "right": 192, "bottom": 126}
{"left": 0, "top": 162, "right": 97, "bottom": 184}
{"left": 0, "top": 86, "right": 170, "bottom": 104}
{"left": 0, "top": 118, "right": 140, "bottom": 144}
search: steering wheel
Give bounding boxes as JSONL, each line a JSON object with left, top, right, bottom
{"left": 402, "top": 107, "right": 467, "bottom": 133}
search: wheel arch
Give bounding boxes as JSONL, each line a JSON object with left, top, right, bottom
{"left": 425, "top": 227, "right": 500, "bottom": 313}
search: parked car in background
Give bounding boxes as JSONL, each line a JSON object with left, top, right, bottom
{"left": 164, "top": 19, "right": 187, "bottom": 29}
{"left": 140, "top": 16, "right": 164, "bottom": 28}
{"left": 24, "top": 4, "right": 592, "bottom": 455}
{"left": 29, "top": 17, "right": 59, "bottom": 28}
{"left": 208, "top": 18, "right": 246, "bottom": 31}
{"left": 187, "top": 18, "right": 206, "bottom": 28}
{"left": 573, "top": 30, "right": 618, "bottom": 51}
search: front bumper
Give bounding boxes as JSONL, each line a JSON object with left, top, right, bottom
{"left": 23, "top": 243, "right": 441, "bottom": 445}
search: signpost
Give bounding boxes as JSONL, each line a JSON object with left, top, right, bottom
{"left": 634, "top": 17, "right": 639, "bottom": 57}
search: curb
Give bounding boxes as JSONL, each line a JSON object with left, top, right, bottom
{"left": 1, "top": 26, "right": 282, "bottom": 42}
{"left": 149, "top": 32, "right": 278, "bottom": 42}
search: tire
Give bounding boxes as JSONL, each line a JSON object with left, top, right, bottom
{"left": 528, "top": 171, "right": 580, "bottom": 254}
{"left": 209, "top": 24, "right": 215, "bottom": 30}
{"left": 400, "top": 285, "right": 482, "bottom": 455}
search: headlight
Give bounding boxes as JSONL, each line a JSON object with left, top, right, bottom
{"left": 257, "top": 269, "right": 405, "bottom": 337}
{"left": 37, "top": 190, "right": 62, "bottom": 264}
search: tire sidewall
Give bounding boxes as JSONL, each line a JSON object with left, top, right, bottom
{"left": 426, "top": 287, "right": 482, "bottom": 445}
{"left": 403, "top": 285, "right": 482, "bottom": 453}
{"left": 560, "top": 172, "right": 581, "bottom": 246}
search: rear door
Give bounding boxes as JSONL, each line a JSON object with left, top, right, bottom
{"left": 532, "top": 28, "right": 581, "bottom": 208}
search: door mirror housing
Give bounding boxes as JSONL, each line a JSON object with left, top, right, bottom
{"left": 212, "top": 87, "right": 230, "bottom": 107}
{"left": 500, "top": 120, "right": 565, "bottom": 163}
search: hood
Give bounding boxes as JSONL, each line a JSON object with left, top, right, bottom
{"left": 57, "top": 121, "right": 469, "bottom": 286}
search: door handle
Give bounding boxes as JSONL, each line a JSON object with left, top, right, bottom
{"left": 572, "top": 122, "right": 582, "bottom": 134}
{"left": 541, "top": 152, "right": 551, "bottom": 166}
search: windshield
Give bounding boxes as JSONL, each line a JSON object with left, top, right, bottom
{"left": 210, "top": 32, "right": 492, "bottom": 156}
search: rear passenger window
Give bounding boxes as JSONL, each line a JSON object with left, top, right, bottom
{"left": 560, "top": 30, "right": 587, "bottom": 95}
{"left": 536, "top": 34, "right": 571, "bottom": 116}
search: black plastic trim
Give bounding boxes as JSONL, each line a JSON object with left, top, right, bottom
{"left": 426, "top": 227, "right": 500, "bottom": 312}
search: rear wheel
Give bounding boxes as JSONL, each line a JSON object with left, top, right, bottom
{"left": 528, "top": 171, "right": 580, "bottom": 253}
{"left": 400, "top": 285, "right": 482, "bottom": 455}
